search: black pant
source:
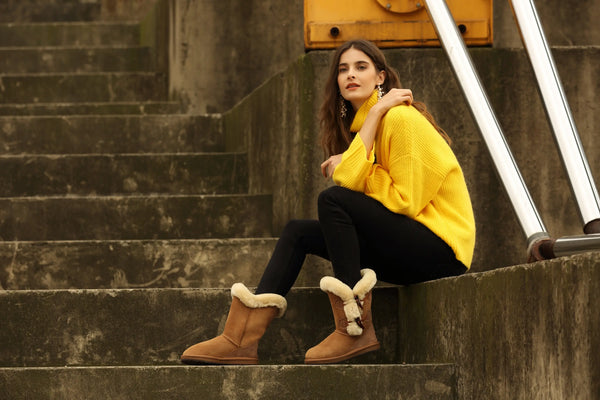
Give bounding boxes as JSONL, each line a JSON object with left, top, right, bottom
{"left": 256, "top": 186, "right": 467, "bottom": 296}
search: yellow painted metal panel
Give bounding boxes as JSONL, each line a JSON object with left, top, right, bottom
{"left": 304, "top": 0, "right": 493, "bottom": 49}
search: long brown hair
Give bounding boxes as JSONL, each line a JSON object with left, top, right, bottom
{"left": 319, "top": 39, "right": 451, "bottom": 158}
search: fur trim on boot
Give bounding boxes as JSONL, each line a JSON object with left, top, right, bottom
{"left": 231, "top": 283, "right": 287, "bottom": 317}
{"left": 319, "top": 269, "right": 376, "bottom": 336}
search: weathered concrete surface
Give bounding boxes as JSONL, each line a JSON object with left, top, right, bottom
{"left": 0, "top": 0, "right": 102, "bottom": 22}
{"left": 0, "top": 115, "right": 224, "bottom": 154}
{"left": 0, "top": 194, "right": 272, "bottom": 241}
{"left": 0, "top": 72, "right": 166, "bottom": 104}
{"left": 0, "top": 153, "right": 248, "bottom": 196}
{"left": 223, "top": 55, "right": 324, "bottom": 229}
{"left": 0, "top": 364, "right": 456, "bottom": 400}
{"left": 225, "top": 47, "right": 600, "bottom": 272}
{"left": 0, "top": 239, "right": 330, "bottom": 290}
{"left": 397, "top": 252, "right": 600, "bottom": 400}
{"left": 0, "top": 101, "right": 182, "bottom": 116}
{"left": 0, "top": 47, "right": 152, "bottom": 74}
{"left": 0, "top": 22, "right": 140, "bottom": 47}
{"left": 166, "top": 0, "right": 305, "bottom": 114}
{"left": 0, "top": 287, "right": 399, "bottom": 366}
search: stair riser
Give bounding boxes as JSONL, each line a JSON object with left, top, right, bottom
{"left": 0, "top": 153, "right": 248, "bottom": 197}
{"left": 0, "top": 239, "right": 331, "bottom": 290}
{"left": 0, "top": 195, "right": 272, "bottom": 241}
{"left": 0, "top": 115, "right": 224, "bottom": 154}
{"left": 0, "top": 102, "right": 183, "bottom": 116}
{"left": 0, "top": 73, "right": 166, "bottom": 103}
{"left": 0, "top": 2, "right": 101, "bottom": 23}
{"left": 0, "top": 287, "right": 400, "bottom": 366}
{"left": 0, "top": 23, "right": 139, "bottom": 47}
{"left": 0, "top": 47, "right": 153, "bottom": 74}
{"left": 0, "top": 365, "right": 456, "bottom": 400}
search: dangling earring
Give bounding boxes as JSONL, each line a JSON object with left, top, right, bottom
{"left": 377, "top": 84, "right": 384, "bottom": 101}
{"left": 339, "top": 97, "right": 347, "bottom": 118}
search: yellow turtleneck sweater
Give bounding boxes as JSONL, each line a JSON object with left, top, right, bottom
{"left": 332, "top": 91, "right": 476, "bottom": 268}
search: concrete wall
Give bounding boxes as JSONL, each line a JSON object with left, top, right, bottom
{"left": 222, "top": 46, "right": 600, "bottom": 272}
{"left": 396, "top": 251, "right": 600, "bottom": 399}
{"left": 166, "top": 0, "right": 305, "bottom": 113}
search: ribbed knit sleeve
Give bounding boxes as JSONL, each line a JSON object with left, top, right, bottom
{"left": 332, "top": 134, "right": 375, "bottom": 192}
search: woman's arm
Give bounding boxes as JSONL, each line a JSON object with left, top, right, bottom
{"left": 358, "top": 88, "right": 413, "bottom": 155}
{"left": 322, "top": 88, "right": 413, "bottom": 179}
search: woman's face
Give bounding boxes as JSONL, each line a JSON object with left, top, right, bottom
{"left": 337, "top": 47, "right": 385, "bottom": 111}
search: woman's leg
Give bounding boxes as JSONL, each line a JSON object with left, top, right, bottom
{"left": 181, "top": 221, "right": 326, "bottom": 365}
{"left": 255, "top": 219, "right": 329, "bottom": 296}
{"left": 317, "top": 187, "right": 363, "bottom": 286}
{"left": 318, "top": 186, "right": 466, "bottom": 287}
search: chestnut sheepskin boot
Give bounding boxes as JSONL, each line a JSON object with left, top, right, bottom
{"left": 180, "top": 283, "right": 287, "bottom": 365}
{"left": 304, "top": 268, "right": 380, "bottom": 364}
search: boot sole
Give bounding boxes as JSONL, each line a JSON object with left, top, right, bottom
{"left": 304, "top": 341, "right": 381, "bottom": 365}
{"left": 180, "top": 356, "right": 258, "bottom": 365}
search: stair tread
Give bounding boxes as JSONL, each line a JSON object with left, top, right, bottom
{"left": 0, "top": 195, "right": 273, "bottom": 241}
{"left": 0, "top": 72, "right": 167, "bottom": 103}
{"left": 0, "top": 364, "right": 456, "bottom": 400}
{"left": 0, "top": 114, "right": 224, "bottom": 153}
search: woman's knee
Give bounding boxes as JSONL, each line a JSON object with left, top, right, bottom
{"left": 317, "top": 185, "right": 350, "bottom": 210}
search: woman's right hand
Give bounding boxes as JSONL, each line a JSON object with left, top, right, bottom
{"left": 321, "top": 154, "right": 343, "bottom": 178}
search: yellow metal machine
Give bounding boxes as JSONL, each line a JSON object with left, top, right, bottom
{"left": 304, "top": 0, "right": 493, "bottom": 49}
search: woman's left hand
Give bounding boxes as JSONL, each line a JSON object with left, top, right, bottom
{"left": 375, "top": 88, "right": 413, "bottom": 114}
{"left": 321, "top": 154, "right": 343, "bottom": 178}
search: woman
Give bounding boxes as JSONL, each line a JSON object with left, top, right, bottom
{"left": 180, "top": 39, "right": 475, "bottom": 365}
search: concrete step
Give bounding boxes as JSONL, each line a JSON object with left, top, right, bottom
{"left": 0, "top": 238, "right": 331, "bottom": 290}
{"left": 0, "top": 1, "right": 101, "bottom": 23}
{"left": 0, "top": 46, "right": 153, "bottom": 74}
{"left": 0, "top": 115, "right": 224, "bottom": 154}
{"left": 0, "top": 364, "right": 457, "bottom": 399}
{"left": 0, "top": 194, "right": 272, "bottom": 241}
{"left": 0, "top": 153, "right": 249, "bottom": 197}
{"left": 0, "top": 101, "right": 183, "bottom": 116}
{"left": 0, "top": 72, "right": 167, "bottom": 104}
{"left": 0, "top": 286, "right": 400, "bottom": 367}
{"left": 0, "top": 22, "right": 139, "bottom": 47}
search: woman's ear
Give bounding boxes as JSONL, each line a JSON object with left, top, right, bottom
{"left": 377, "top": 70, "right": 386, "bottom": 86}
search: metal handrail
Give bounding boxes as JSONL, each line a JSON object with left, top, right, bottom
{"left": 509, "top": 0, "right": 600, "bottom": 234}
{"left": 423, "top": 0, "right": 600, "bottom": 260}
{"left": 423, "top": 0, "right": 550, "bottom": 251}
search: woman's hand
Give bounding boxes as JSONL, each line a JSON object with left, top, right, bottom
{"left": 321, "top": 154, "right": 343, "bottom": 178}
{"left": 374, "top": 88, "right": 413, "bottom": 115}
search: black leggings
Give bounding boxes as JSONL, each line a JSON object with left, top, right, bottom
{"left": 256, "top": 186, "right": 467, "bottom": 296}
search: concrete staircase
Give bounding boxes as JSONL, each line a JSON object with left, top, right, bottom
{"left": 0, "top": 3, "right": 456, "bottom": 399}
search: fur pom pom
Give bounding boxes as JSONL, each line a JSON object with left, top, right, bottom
{"left": 320, "top": 269, "right": 378, "bottom": 336}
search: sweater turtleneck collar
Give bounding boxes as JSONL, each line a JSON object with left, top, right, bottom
{"left": 350, "top": 90, "right": 379, "bottom": 133}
